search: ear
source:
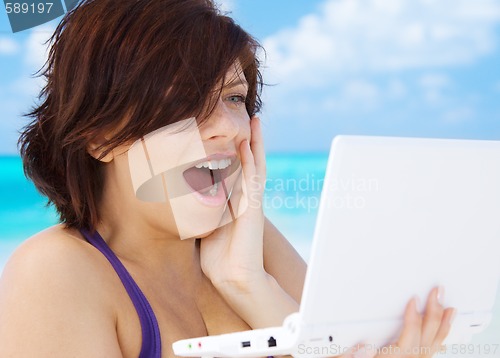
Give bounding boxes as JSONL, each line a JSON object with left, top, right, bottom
{"left": 87, "top": 137, "right": 114, "bottom": 163}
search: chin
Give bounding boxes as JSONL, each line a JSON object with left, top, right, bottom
{"left": 194, "top": 229, "right": 217, "bottom": 239}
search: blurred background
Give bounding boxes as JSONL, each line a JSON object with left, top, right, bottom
{"left": 2, "top": 0, "right": 500, "bottom": 254}
{"left": 0, "top": 0, "right": 499, "bottom": 352}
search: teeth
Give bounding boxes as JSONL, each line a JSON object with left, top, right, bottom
{"left": 209, "top": 182, "right": 218, "bottom": 196}
{"left": 194, "top": 158, "right": 231, "bottom": 170}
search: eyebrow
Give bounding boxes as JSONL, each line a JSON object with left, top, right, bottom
{"left": 223, "top": 78, "right": 249, "bottom": 90}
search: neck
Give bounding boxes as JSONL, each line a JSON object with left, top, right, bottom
{"left": 96, "top": 214, "right": 200, "bottom": 272}
{"left": 95, "top": 208, "right": 199, "bottom": 282}
{"left": 95, "top": 156, "right": 202, "bottom": 281}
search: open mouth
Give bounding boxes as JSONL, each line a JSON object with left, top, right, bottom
{"left": 182, "top": 156, "right": 240, "bottom": 197}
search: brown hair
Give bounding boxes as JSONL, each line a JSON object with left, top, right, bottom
{"left": 18, "top": 0, "right": 263, "bottom": 230}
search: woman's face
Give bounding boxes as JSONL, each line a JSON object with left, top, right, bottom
{"left": 110, "top": 63, "right": 251, "bottom": 239}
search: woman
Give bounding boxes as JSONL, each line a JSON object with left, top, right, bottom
{"left": 0, "top": 0, "right": 455, "bottom": 357}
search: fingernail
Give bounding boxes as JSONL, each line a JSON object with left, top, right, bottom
{"left": 437, "top": 286, "right": 445, "bottom": 305}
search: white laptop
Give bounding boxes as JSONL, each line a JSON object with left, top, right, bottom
{"left": 173, "top": 135, "right": 500, "bottom": 358}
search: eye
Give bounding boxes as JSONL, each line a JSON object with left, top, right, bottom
{"left": 226, "top": 94, "right": 246, "bottom": 105}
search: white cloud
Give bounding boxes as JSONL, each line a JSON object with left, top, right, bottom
{"left": 263, "top": 0, "right": 500, "bottom": 88}
{"left": 322, "top": 79, "right": 381, "bottom": 112}
{"left": 257, "top": 0, "right": 500, "bottom": 150}
{"left": 6, "top": 24, "right": 56, "bottom": 99}
{"left": 9, "top": 74, "right": 45, "bottom": 98}
{"left": 418, "top": 73, "right": 451, "bottom": 104}
{"left": 24, "top": 24, "right": 56, "bottom": 70}
{"left": 216, "top": 0, "right": 235, "bottom": 13}
{"left": 0, "top": 25, "right": 55, "bottom": 154}
{"left": 442, "top": 106, "right": 474, "bottom": 123}
{"left": 418, "top": 73, "right": 450, "bottom": 89}
{"left": 0, "top": 37, "right": 19, "bottom": 55}
{"left": 387, "top": 79, "right": 407, "bottom": 99}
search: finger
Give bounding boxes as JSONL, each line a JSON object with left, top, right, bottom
{"left": 420, "top": 286, "right": 445, "bottom": 347}
{"left": 249, "top": 116, "right": 266, "bottom": 180}
{"left": 241, "top": 137, "right": 265, "bottom": 199}
{"left": 375, "top": 343, "right": 400, "bottom": 358}
{"left": 239, "top": 139, "right": 263, "bottom": 212}
{"left": 430, "top": 308, "right": 456, "bottom": 352}
{"left": 240, "top": 138, "right": 256, "bottom": 180}
{"left": 397, "top": 296, "right": 422, "bottom": 352}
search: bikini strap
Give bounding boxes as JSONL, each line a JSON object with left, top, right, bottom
{"left": 80, "top": 228, "right": 162, "bottom": 358}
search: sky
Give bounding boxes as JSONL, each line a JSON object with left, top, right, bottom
{"left": 1, "top": 0, "right": 500, "bottom": 154}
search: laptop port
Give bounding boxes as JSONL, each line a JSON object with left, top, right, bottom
{"left": 241, "top": 341, "right": 251, "bottom": 348}
{"left": 268, "top": 336, "right": 277, "bottom": 347}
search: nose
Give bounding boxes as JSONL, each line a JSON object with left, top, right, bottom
{"left": 199, "top": 98, "right": 240, "bottom": 142}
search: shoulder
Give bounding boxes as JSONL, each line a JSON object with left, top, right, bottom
{"left": 0, "top": 224, "right": 120, "bottom": 308}
{"left": 2, "top": 225, "right": 113, "bottom": 288}
{"left": 0, "top": 225, "right": 123, "bottom": 357}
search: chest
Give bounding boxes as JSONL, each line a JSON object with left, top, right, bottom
{"left": 114, "top": 273, "right": 251, "bottom": 358}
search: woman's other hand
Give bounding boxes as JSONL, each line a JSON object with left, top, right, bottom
{"left": 341, "top": 287, "right": 456, "bottom": 358}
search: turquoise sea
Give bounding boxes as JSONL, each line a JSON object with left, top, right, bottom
{"left": 0, "top": 153, "right": 328, "bottom": 270}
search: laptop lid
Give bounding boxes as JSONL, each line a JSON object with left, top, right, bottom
{"left": 298, "top": 135, "right": 500, "bottom": 349}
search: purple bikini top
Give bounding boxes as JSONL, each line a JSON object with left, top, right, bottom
{"left": 80, "top": 228, "right": 161, "bottom": 358}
